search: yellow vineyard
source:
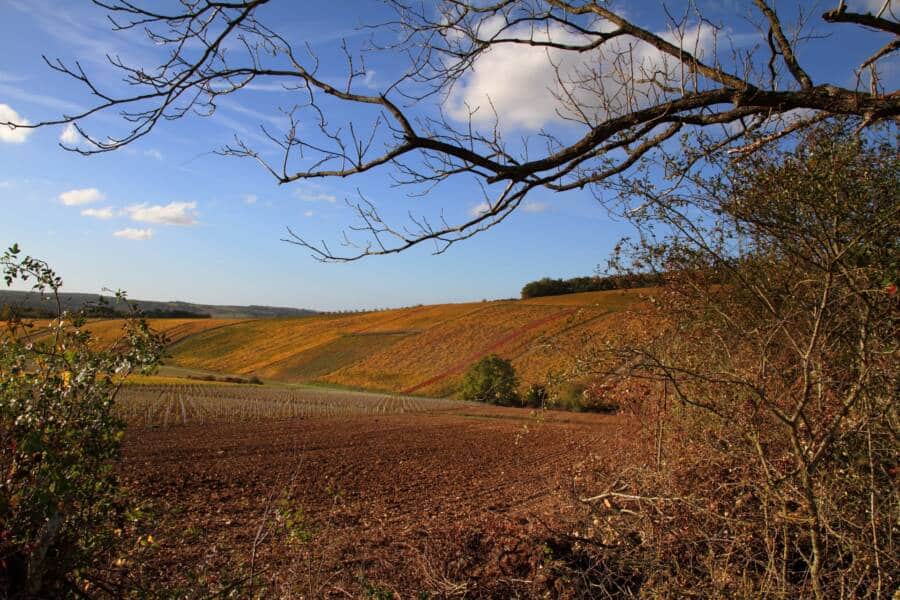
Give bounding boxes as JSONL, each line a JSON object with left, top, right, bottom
{"left": 84, "top": 289, "right": 654, "bottom": 396}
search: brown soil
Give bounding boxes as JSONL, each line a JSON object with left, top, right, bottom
{"left": 113, "top": 406, "right": 632, "bottom": 597}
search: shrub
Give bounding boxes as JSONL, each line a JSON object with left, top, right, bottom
{"left": 522, "top": 383, "right": 548, "bottom": 408}
{"left": 581, "top": 382, "right": 620, "bottom": 413}
{"left": 570, "top": 123, "right": 899, "bottom": 597}
{"left": 457, "top": 355, "right": 518, "bottom": 406}
{"left": 0, "top": 245, "right": 164, "bottom": 597}
{"left": 187, "top": 374, "right": 217, "bottom": 382}
{"left": 554, "top": 382, "right": 587, "bottom": 411}
{"left": 549, "top": 381, "right": 622, "bottom": 413}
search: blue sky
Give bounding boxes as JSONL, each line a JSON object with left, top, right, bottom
{"left": 1, "top": 0, "right": 896, "bottom": 310}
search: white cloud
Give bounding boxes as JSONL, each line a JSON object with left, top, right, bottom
{"left": 295, "top": 185, "right": 337, "bottom": 203}
{"left": 81, "top": 206, "right": 115, "bottom": 221}
{"left": 60, "top": 123, "right": 80, "bottom": 144}
{"left": 144, "top": 148, "right": 163, "bottom": 160}
{"left": 522, "top": 201, "right": 549, "bottom": 213}
{"left": 59, "top": 188, "right": 104, "bottom": 206}
{"left": 0, "top": 104, "right": 31, "bottom": 143}
{"left": 304, "top": 210, "right": 314, "bottom": 217}
{"left": 244, "top": 194, "right": 258, "bottom": 205}
{"left": 114, "top": 227, "right": 153, "bottom": 240}
{"left": 245, "top": 81, "right": 293, "bottom": 92}
{"left": 125, "top": 201, "right": 198, "bottom": 226}
{"left": 81, "top": 206, "right": 114, "bottom": 219}
{"left": 469, "top": 202, "right": 490, "bottom": 217}
{"left": 445, "top": 19, "right": 717, "bottom": 130}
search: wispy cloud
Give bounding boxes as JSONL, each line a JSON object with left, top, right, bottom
{"left": 59, "top": 188, "right": 104, "bottom": 206}
{"left": 245, "top": 81, "right": 296, "bottom": 93}
{"left": 469, "top": 202, "right": 490, "bottom": 217}
{"left": 60, "top": 123, "right": 81, "bottom": 144}
{"left": 210, "top": 111, "right": 273, "bottom": 148}
{"left": 363, "top": 70, "right": 380, "bottom": 89}
{"left": 114, "top": 227, "right": 153, "bottom": 240}
{"left": 144, "top": 148, "right": 163, "bottom": 160}
{"left": 217, "top": 98, "right": 287, "bottom": 128}
{"left": 295, "top": 184, "right": 337, "bottom": 203}
{"left": 304, "top": 210, "right": 314, "bottom": 217}
{"left": 0, "top": 83, "right": 84, "bottom": 113}
{"left": 244, "top": 194, "right": 258, "bottom": 205}
{"left": 81, "top": 206, "right": 114, "bottom": 219}
{"left": 0, "top": 70, "right": 25, "bottom": 83}
{"left": 0, "top": 104, "right": 31, "bottom": 143}
{"left": 522, "top": 201, "right": 549, "bottom": 214}
{"left": 8, "top": 0, "right": 155, "bottom": 71}
{"left": 125, "top": 201, "right": 198, "bottom": 225}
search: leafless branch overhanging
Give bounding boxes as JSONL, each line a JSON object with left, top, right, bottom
{"left": 3, "top": 0, "right": 898, "bottom": 260}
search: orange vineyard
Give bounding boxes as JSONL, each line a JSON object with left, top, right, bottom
{"left": 106, "top": 289, "right": 654, "bottom": 396}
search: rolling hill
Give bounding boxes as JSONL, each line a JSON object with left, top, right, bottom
{"left": 149, "top": 288, "right": 655, "bottom": 397}
{"left": 30, "top": 288, "right": 655, "bottom": 396}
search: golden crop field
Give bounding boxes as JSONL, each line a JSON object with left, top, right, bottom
{"left": 167, "top": 311, "right": 394, "bottom": 374}
{"left": 4, "top": 317, "right": 247, "bottom": 351}
{"left": 323, "top": 302, "right": 573, "bottom": 394}
{"left": 520, "top": 287, "right": 653, "bottom": 308}
{"left": 154, "top": 289, "right": 653, "bottom": 396}
{"left": 15, "top": 317, "right": 247, "bottom": 349}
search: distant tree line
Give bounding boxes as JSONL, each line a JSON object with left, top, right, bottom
{"left": 0, "top": 304, "right": 57, "bottom": 320}
{"left": 520, "top": 272, "right": 663, "bottom": 299}
{"left": 134, "top": 308, "right": 211, "bottom": 319}
{"left": 0, "top": 303, "right": 210, "bottom": 320}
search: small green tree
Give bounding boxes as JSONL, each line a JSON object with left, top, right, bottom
{"left": 0, "top": 245, "right": 165, "bottom": 597}
{"left": 457, "top": 354, "right": 518, "bottom": 406}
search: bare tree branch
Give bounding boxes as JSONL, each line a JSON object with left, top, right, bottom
{"left": 822, "top": 5, "right": 900, "bottom": 35}
{"left": 2, "top": 0, "right": 897, "bottom": 260}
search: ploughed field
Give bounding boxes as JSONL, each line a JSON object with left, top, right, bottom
{"left": 113, "top": 383, "right": 631, "bottom": 597}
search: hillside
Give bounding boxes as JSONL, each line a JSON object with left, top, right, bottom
{"left": 151, "top": 288, "right": 655, "bottom": 397}
{"left": 0, "top": 290, "right": 316, "bottom": 319}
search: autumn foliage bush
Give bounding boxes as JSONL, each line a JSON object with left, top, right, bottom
{"left": 0, "top": 246, "right": 164, "bottom": 598}
{"left": 563, "top": 123, "right": 898, "bottom": 598}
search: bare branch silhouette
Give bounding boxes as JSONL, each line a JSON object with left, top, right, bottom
{"left": 3, "top": 0, "right": 898, "bottom": 260}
